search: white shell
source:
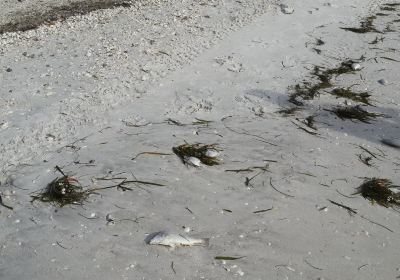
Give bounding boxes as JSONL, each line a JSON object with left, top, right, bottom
{"left": 351, "top": 63, "right": 361, "bottom": 71}
{"left": 205, "top": 149, "right": 220, "bottom": 158}
{"left": 184, "top": 156, "right": 201, "bottom": 167}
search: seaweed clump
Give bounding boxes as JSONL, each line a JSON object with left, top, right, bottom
{"left": 380, "top": 6, "right": 396, "bottom": 11}
{"left": 329, "top": 105, "right": 381, "bottom": 123}
{"left": 31, "top": 172, "right": 90, "bottom": 207}
{"left": 323, "top": 59, "right": 360, "bottom": 76}
{"left": 173, "top": 143, "right": 221, "bottom": 166}
{"left": 383, "top": 2, "right": 400, "bottom": 7}
{"left": 289, "top": 60, "right": 362, "bottom": 105}
{"left": 354, "top": 178, "right": 400, "bottom": 207}
{"left": 289, "top": 66, "right": 332, "bottom": 105}
{"left": 330, "top": 87, "right": 373, "bottom": 105}
{"left": 340, "top": 16, "right": 380, "bottom": 33}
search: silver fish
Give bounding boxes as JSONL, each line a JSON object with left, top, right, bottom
{"left": 146, "top": 231, "right": 209, "bottom": 248}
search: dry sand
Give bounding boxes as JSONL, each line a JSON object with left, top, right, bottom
{"left": 1, "top": 0, "right": 400, "bottom": 279}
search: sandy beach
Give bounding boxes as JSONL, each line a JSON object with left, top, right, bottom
{"left": 1, "top": 0, "right": 400, "bottom": 279}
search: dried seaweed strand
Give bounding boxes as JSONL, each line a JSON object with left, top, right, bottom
{"left": 171, "top": 261, "right": 176, "bottom": 274}
{"left": 358, "top": 214, "right": 394, "bottom": 232}
{"left": 269, "top": 178, "right": 295, "bottom": 198}
{"left": 328, "top": 199, "right": 357, "bottom": 214}
{"left": 253, "top": 207, "right": 273, "bottom": 213}
{"left": 0, "top": 195, "right": 13, "bottom": 210}
{"left": 328, "top": 199, "right": 393, "bottom": 232}
{"left": 225, "top": 168, "right": 254, "bottom": 173}
{"left": 131, "top": 151, "right": 172, "bottom": 160}
{"left": 93, "top": 179, "right": 165, "bottom": 192}
{"left": 304, "top": 259, "right": 323, "bottom": 270}
{"left": 291, "top": 120, "right": 318, "bottom": 135}
{"left": 357, "top": 145, "right": 380, "bottom": 159}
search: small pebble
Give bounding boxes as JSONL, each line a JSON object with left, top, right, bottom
{"left": 378, "top": 78, "right": 388, "bottom": 85}
{"left": 106, "top": 213, "right": 114, "bottom": 222}
{"left": 0, "top": 122, "right": 8, "bottom": 129}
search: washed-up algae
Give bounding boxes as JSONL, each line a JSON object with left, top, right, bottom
{"left": 328, "top": 105, "right": 381, "bottom": 123}
{"left": 31, "top": 175, "right": 90, "bottom": 207}
{"left": 354, "top": 178, "right": 400, "bottom": 208}
{"left": 173, "top": 143, "right": 221, "bottom": 166}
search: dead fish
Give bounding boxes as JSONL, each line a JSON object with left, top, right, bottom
{"left": 146, "top": 231, "right": 209, "bottom": 248}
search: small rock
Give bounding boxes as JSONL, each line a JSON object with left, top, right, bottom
{"left": 45, "top": 134, "right": 56, "bottom": 141}
{"left": 105, "top": 213, "right": 114, "bottom": 222}
{"left": 0, "top": 122, "right": 8, "bottom": 129}
{"left": 378, "top": 79, "right": 388, "bottom": 85}
{"left": 280, "top": 4, "right": 294, "bottom": 14}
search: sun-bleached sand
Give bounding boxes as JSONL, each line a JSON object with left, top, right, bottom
{"left": 1, "top": 0, "right": 400, "bottom": 279}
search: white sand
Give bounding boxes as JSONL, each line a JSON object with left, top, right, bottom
{"left": 1, "top": 0, "right": 400, "bottom": 279}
